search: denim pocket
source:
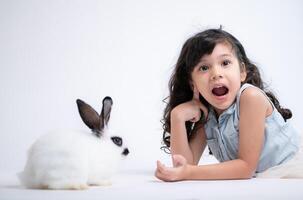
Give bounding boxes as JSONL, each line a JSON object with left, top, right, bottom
{"left": 206, "top": 138, "right": 222, "bottom": 162}
{"left": 224, "top": 133, "right": 239, "bottom": 157}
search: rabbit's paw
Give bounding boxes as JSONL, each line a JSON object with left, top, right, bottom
{"left": 89, "top": 180, "right": 112, "bottom": 187}
{"left": 46, "top": 183, "right": 89, "bottom": 190}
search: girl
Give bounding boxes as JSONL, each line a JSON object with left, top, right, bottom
{"left": 155, "top": 28, "right": 302, "bottom": 181}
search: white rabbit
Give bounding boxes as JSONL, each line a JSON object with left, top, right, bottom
{"left": 18, "top": 96, "right": 129, "bottom": 190}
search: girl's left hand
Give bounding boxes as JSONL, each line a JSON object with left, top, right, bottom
{"left": 155, "top": 154, "right": 189, "bottom": 182}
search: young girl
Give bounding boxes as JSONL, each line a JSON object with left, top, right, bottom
{"left": 155, "top": 28, "right": 302, "bottom": 181}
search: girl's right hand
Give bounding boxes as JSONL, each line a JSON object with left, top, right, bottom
{"left": 171, "top": 85, "right": 208, "bottom": 123}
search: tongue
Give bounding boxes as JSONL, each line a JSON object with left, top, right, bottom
{"left": 212, "top": 87, "right": 228, "bottom": 96}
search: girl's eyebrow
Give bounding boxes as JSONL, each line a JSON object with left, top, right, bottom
{"left": 200, "top": 53, "right": 232, "bottom": 63}
{"left": 218, "top": 53, "right": 232, "bottom": 58}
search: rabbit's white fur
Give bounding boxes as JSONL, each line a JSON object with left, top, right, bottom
{"left": 18, "top": 128, "right": 123, "bottom": 189}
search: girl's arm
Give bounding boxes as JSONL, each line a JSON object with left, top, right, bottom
{"left": 170, "top": 85, "right": 208, "bottom": 165}
{"left": 188, "top": 127, "right": 207, "bottom": 165}
{"left": 156, "top": 87, "right": 271, "bottom": 181}
{"left": 170, "top": 115, "right": 207, "bottom": 165}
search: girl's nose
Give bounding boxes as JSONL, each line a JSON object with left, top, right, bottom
{"left": 211, "top": 66, "right": 223, "bottom": 80}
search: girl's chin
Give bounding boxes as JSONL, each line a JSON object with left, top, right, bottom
{"left": 214, "top": 107, "right": 229, "bottom": 115}
{"left": 211, "top": 95, "right": 232, "bottom": 106}
{"left": 207, "top": 94, "right": 236, "bottom": 114}
{"left": 211, "top": 101, "right": 234, "bottom": 115}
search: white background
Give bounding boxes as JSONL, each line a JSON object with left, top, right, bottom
{"left": 0, "top": 0, "right": 302, "bottom": 173}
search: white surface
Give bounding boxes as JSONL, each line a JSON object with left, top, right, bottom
{"left": 1, "top": 163, "right": 303, "bottom": 200}
{"left": 1, "top": 156, "right": 303, "bottom": 200}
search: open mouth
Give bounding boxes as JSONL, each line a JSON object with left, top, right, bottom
{"left": 212, "top": 85, "right": 229, "bottom": 96}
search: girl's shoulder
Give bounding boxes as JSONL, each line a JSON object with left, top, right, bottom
{"left": 240, "top": 86, "right": 266, "bottom": 100}
{"left": 237, "top": 84, "right": 273, "bottom": 117}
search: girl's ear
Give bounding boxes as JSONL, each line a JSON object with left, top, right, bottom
{"left": 240, "top": 62, "right": 247, "bottom": 82}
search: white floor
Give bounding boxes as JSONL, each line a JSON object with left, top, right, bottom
{"left": 1, "top": 154, "right": 303, "bottom": 200}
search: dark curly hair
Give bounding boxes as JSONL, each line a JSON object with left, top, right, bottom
{"left": 161, "top": 28, "right": 292, "bottom": 151}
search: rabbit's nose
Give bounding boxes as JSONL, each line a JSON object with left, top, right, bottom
{"left": 122, "top": 148, "right": 129, "bottom": 156}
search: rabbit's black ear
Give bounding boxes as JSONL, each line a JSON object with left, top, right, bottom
{"left": 100, "top": 96, "right": 113, "bottom": 129}
{"left": 76, "top": 99, "right": 101, "bottom": 132}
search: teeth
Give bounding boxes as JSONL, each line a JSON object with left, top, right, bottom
{"left": 214, "top": 85, "right": 224, "bottom": 88}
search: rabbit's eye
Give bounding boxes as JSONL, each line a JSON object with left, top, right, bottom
{"left": 111, "top": 136, "right": 123, "bottom": 147}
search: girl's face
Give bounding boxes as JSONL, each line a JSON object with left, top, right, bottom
{"left": 191, "top": 42, "right": 247, "bottom": 116}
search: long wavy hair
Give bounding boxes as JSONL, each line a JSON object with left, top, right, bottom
{"left": 161, "top": 28, "right": 292, "bottom": 151}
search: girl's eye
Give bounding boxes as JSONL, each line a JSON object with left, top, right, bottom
{"left": 199, "top": 65, "right": 209, "bottom": 72}
{"left": 222, "top": 60, "right": 231, "bottom": 66}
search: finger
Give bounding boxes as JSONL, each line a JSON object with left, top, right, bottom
{"left": 189, "top": 111, "right": 201, "bottom": 123}
{"left": 157, "top": 161, "right": 177, "bottom": 176}
{"left": 192, "top": 83, "right": 200, "bottom": 100}
{"left": 189, "top": 117, "right": 199, "bottom": 123}
{"left": 155, "top": 168, "right": 174, "bottom": 182}
{"left": 157, "top": 161, "right": 168, "bottom": 174}
{"left": 155, "top": 163, "right": 171, "bottom": 181}
{"left": 198, "top": 103, "right": 208, "bottom": 119}
{"left": 157, "top": 160, "right": 164, "bottom": 170}
{"left": 194, "top": 99, "right": 208, "bottom": 119}
{"left": 155, "top": 167, "right": 167, "bottom": 180}
{"left": 173, "top": 154, "right": 181, "bottom": 167}
{"left": 155, "top": 170, "right": 169, "bottom": 182}
{"left": 155, "top": 168, "right": 164, "bottom": 180}
{"left": 173, "top": 154, "right": 187, "bottom": 166}
{"left": 192, "top": 83, "right": 208, "bottom": 119}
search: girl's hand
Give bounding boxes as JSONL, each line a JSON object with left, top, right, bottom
{"left": 171, "top": 85, "right": 208, "bottom": 123}
{"left": 155, "top": 154, "right": 189, "bottom": 182}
